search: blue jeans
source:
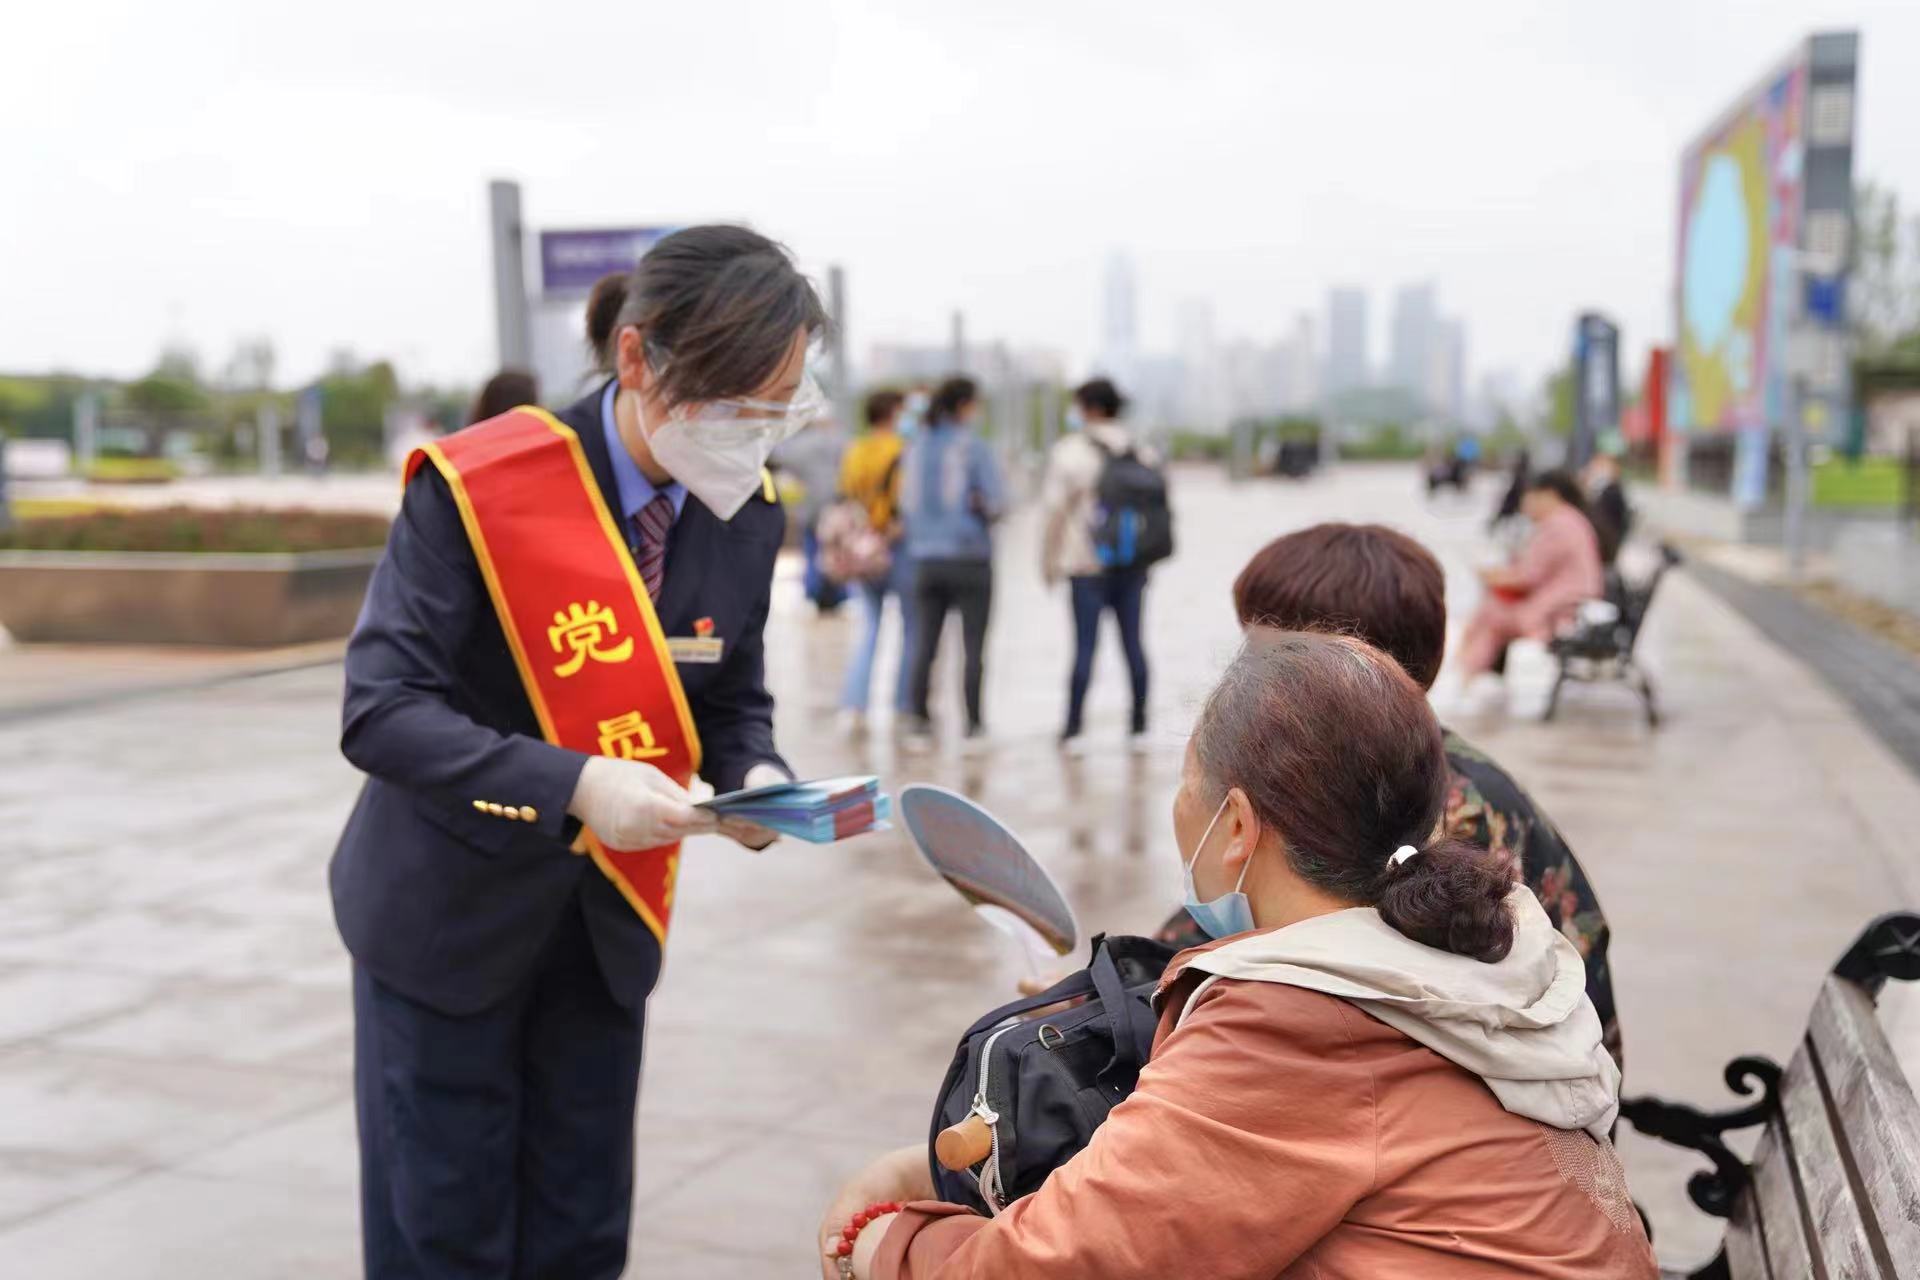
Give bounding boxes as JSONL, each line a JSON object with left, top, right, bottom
{"left": 1065, "top": 569, "right": 1149, "bottom": 736}
{"left": 839, "top": 552, "right": 915, "bottom": 713}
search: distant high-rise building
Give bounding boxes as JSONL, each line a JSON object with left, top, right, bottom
{"left": 1098, "top": 251, "right": 1138, "bottom": 384}
{"left": 1283, "top": 313, "right": 1319, "bottom": 414}
{"left": 1428, "top": 318, "right": 1467, "bottom": 425}
{"left": 1388, "top": 283, "right": 1440, "bottom": 414}
{"left": 1222, "top": 339, "right": 1284, "bottom": 422}
{"left": 1324, "top": 287, "right": 1368, "bottom": 398}
{"left": 1175, "top": 297, "right": 1223, "bottom": 431}
{"left": 1473, "top": 368, "right": 1526, "bottom": 432}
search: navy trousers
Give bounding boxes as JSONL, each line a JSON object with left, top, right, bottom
{"left": 354, "top": 899, "right": 645, "bottom": 1280}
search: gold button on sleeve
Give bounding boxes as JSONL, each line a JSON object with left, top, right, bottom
{"left": 519, "top": 806, "right": 538, "bottom": 824}
{"left": 485, "top": 802, "right": 505, "bottom": 817}
{"left": 473, "top": 800, "right": 488, "bottom": 813}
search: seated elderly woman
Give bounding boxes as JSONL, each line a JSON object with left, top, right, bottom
{"left": 1158, "top": 522, "right": 1622, "bottom": 1067}
{"left": 1456, "top": 468, "right": 1605, "bottom": 678}
{"left": 821, "top": 631, "right": 1655, "bottom": 1280}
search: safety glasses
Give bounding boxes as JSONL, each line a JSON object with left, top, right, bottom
{"left": 665, "top": 373, "right": 829, "bottom": 441}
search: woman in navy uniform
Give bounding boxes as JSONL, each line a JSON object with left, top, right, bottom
{"left": 331, "top": 226, "right": 826, "bottom": 1279}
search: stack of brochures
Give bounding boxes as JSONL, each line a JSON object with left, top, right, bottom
{"left": 696, "top": 775, "right": 891, "bottom": 843}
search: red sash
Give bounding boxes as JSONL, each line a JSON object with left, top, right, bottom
{"left": 406, "top": 407, "right": 701, "bottom": 946}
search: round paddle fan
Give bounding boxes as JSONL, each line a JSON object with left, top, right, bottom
{"left": 898, "top": 784, "right": 1080, "bottom": 979}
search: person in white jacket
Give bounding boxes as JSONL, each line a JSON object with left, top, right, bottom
{"left": 1040, "top": 379, "right": 1158, "bottom": 755}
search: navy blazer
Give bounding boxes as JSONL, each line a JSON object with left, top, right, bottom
{"left": 330, "top": 383, "right": 788, "bottom": 1015}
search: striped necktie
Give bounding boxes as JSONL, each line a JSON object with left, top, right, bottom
{"left": 633, "top": 493, "right": 674, "bottom": 600}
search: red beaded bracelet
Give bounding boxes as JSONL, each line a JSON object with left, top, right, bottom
{"left": 835, "top": 1202, "right": 903, "bottom": 1277}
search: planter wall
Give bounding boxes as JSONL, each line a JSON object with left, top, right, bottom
{"left": 0, "top": 549, "right": 380, "bottom": 646}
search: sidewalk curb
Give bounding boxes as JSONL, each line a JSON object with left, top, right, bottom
{"left": 1684, "top": 559, "right": 1920, "bottom": 779}
{"left": 0, "top": 642, "right": 347, "bottom": 726}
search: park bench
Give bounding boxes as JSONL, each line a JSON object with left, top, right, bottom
{"left": 1544, "top": 541, "right": 1683, "bottom": 727}
{"left": 1619, "top": 911, "right": 1920, "bottom": 1279}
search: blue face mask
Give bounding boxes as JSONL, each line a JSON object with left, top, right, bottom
{"left": 899, "top": 394, "right": 929, "bottom": 440}
{"left": 1181, "top": 797, "right": 1254, "bottom": 940}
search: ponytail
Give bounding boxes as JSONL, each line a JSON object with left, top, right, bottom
{"left": 1376, "top": 837, "right": 1517, "bottom": 963}
{"left": 585, "top": 271, "right": 630, "bottom": 373}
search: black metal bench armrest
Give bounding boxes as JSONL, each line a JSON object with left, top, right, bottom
{"left": 1620, "top": 911, "right": 1920, "bottom": 1231}
{"left": 1619, "top": 1058, "right": 1782, "bottom": 1218}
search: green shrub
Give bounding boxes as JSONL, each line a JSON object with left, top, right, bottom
{"left": 1342, "top": 423, "right": 1427, "bottom": 461}
{"left": 81, "top": 457, "right": 181, "bottom": 484}
{"left": 0, "top": 506, "right": 391, "bottom": 553}
{"left": 1810, "top": 457, "right": 1908, "bottom": 509}
{"left": 1167, "top": 430, "right": 1230, "bottom": 462}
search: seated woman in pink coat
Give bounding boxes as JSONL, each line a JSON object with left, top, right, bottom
{"left": 1456, "top": 469, "right": 1604, "bottom": 676}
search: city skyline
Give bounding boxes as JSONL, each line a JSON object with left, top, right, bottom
{"left": 1075, "top": 262, "right": 1500, "bottom": 430}
{"left": 6, "top": 2, "right": 1915, "bottom": 400}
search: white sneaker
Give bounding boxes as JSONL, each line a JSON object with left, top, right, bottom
{"left": 1127, "top": 730, "right": 1151, "bottom": 756}
{"left": 961, "top": 727, "right": 990, "bottom": 758}
{"left": 899, "top": 718, "right": 935, "bottom": 753}
{"left": 1058, "top": 734, "right": 1089, "bottom": 759}
{"left": 1459, "top": 674, "right": 1508, "bottom": 718}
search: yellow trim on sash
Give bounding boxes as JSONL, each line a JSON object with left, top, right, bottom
{"left": 415, "top": 440, "right": 560, "bottom": 742}
{"left": 408, "top": 411, "right": 705, "bottom": 947}
{"left": 518, "top": 405, "right": 704, "bottom": 775}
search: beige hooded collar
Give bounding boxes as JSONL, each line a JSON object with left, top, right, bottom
{"left": 1164, "top": 885, "right": 1620, "bottom": 1140}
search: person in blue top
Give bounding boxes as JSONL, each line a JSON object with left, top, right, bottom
{"left": 898, "top": 376, "right": 1005, "bottom": 752}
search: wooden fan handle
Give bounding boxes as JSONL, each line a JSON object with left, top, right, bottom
{"left": 934, "top": 1114, "right": 993, "bottom": 1172}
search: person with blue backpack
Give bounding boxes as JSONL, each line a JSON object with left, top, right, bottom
{"left": 1040, "top": 378, "right": 1172, "bottom": 756}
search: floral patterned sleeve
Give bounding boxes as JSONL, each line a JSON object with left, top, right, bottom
{"left": 1441, "top": 731, "right": 1623, "bottom": 1073}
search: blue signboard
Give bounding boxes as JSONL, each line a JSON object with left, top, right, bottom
{"left": 539, "top": 227, "right": 674, "bottom": 296}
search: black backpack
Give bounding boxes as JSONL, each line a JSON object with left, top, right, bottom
{"left": 927, "top": 934, "right": 1178, "bottom": 1215}
{"left": 1090, "top": 442, "right": 1173, "bottom": 570}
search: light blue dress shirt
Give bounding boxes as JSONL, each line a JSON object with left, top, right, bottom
{"left": 600, "top": 380, "right": 689, "bottom": 544}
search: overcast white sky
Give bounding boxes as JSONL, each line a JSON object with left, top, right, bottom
{"left": 4, "top": 0, "right": 1915, "bottom": 395}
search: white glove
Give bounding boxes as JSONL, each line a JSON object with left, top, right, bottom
{"left": 567, "top": 756, "right": 717, "bottom": 851}
{"left": 722, "top": 762, "right": 792, "bottom": 851}
{"left": 743, "top": 762, "right": 792, "bottom": 792}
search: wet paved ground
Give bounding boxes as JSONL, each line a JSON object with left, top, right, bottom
{"left": 2, "top": 463, "right": 1918, "bottom": 1276}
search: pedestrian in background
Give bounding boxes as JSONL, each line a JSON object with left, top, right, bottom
{"left": 774, "top": 411, "right": 851, "bottom": 613}
{"left": 1582, "top": 445, "right": 1632, "bottom": 566}
{"left": 469, "top": 368, "right": 539, "bottom": 424}
{"left": 1040, "top": 378, "right": 1163, "bottom": 755}
{"left": 835, "top": 389, "right": 914, "bottom": 731}
{"left": 1457, "top": 469, "right": 1604, "bottom": 680}
{"left": 899, "top": 376, "right": 1004, "bottom": 752}
{"left": 1488, "top": 446, "right": 1532, "bottom": 538}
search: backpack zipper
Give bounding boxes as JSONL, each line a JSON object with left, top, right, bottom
{"left": 971, "top": 1020, "right": 1019, "bottom": 1215}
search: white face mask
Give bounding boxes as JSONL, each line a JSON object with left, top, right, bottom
{"left": 625, "top": 379, "right": 822, "bottom": 521}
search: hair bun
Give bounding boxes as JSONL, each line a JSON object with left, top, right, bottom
{"left": 1376, "top": 838, "right": 1516, "bottom": 963}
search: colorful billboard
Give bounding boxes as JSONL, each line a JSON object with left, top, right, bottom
{"left": 1671, "top": 53, "right": 1807, "bottom": 442}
